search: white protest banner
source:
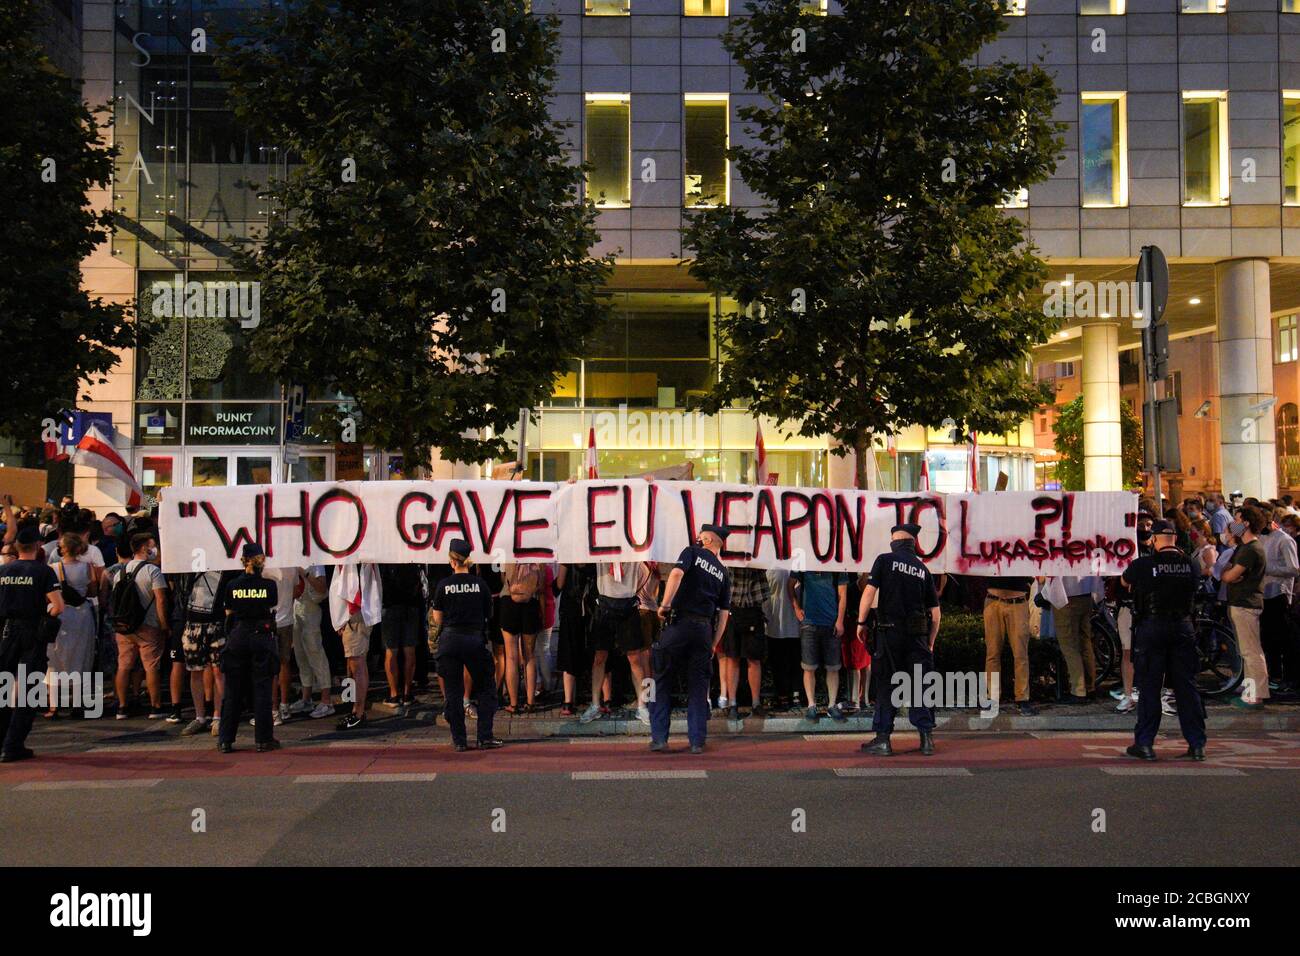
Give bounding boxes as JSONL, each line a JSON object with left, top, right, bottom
{"left": 159, "top": 479, "right": 1136, "bottom": 576}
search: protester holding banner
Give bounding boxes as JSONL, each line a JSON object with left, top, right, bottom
{"left": 764, "top": 568, "right": 802, "bottom": 711}
{"left": 289, "top": 566, "right": 335, "bottom": 720}
{"left": 791, "top": 570, "right": 849, "bottom": 723}
{"left": 554, "top": 563, "right": 593, "bottom": 717}
{"left": 718, "top": 565, "right": 769, "bottom": 720}
{"left": 983, "top": 576, "right": 1037, "bottom": 717}
{"left": 329, "top": 562, "right": 382, "bottom": 731}
{"left": 501, "top": 562, "right": 545, "bottom": 714}
{"left": 582, "top": 560, "right": 649, "bottom": 725}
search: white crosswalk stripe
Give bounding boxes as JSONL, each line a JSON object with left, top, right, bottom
{"left": 571, "top": 770, "right": 707, "bottom": 780}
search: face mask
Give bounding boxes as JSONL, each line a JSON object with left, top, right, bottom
{"left": 147, "top": 547, "right": 159, "bottom": 560}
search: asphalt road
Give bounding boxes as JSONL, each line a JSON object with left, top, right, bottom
{"left": 1, "top": 732, "right": 1296, "bottom": 867}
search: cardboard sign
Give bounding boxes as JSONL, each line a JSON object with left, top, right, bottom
{"left": 0, "top": 467, "right": 49, "bottom": 509}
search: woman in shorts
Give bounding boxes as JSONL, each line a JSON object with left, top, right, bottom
{"left": 500, "top": 563, "right": 545, "bottom": 713}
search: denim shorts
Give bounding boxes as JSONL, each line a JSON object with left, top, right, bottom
{"left": 799, "top": 622, "right": 840, "bottom": 671}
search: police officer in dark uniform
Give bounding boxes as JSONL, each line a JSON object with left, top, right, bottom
{"left": 1121, "top": 518, "right": 1207, "bottom": 761}
{"left": 0, "top": 527, "right": 64, "bottom": 762}
{"left": 651, "top": 523, "right": 732, "bottom": 754}
{"left": 430, "top": 539, "right": 502, "bottom": 753}
{"left": 856, "top": 523, "right": 941, "bottom": 757}
{"left": 218, "top": 543, "right": 280, "bottom": 753}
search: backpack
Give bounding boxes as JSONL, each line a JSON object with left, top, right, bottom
{"left": 186, "top": 570, "right": 224, "bottom": 616}
{"left": 109, "top": 562, "right": 155, "bottom": 634}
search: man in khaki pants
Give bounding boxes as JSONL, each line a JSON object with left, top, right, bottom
{"left": 1219, "top": 510, "right": 1270, "bottom": 710}
{"left": 1055, "top": 575, "right": 1102, "bottom": 703}
{"left": 984, "top": 576, "right": 1037, "bottom": 716}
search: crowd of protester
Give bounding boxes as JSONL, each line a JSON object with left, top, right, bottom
{"left": 0, "top": 486, "right": 1295, "bottom": 747}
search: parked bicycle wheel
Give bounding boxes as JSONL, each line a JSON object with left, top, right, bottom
{"left": 1195, "top": 616, "right": 1243, "bottom": 697}
{"left": 1089, "top": 607, "right": 1121, "bottom": 686}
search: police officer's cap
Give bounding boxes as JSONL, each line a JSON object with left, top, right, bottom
{"left": 241, "top": 542, "right": 265, "bottom": 560}
{"left": 700, "top": 523, "right": 729, "bottom": 539}
{"left": 14, "top": 526, "right": 40, "bottom": 547}
{"left": 892, "top": 522, "right": 923, "bottom": 538}
{"left": 448, "top": 538, "right": 472, "bottom": 559}
{"left": 1149, "top": 519, "right": 1176, "bottom": 535}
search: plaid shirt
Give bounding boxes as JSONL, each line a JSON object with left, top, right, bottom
{"left": 729, "top": 566, "right": 771, "bottom": 609}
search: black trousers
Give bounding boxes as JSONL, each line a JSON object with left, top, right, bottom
{"left": 1261, "top": 595, "right": 1294, "bottom": 685}
{"left": 0, "top": 620, "right": 48, "bottom": 755}
{"left": 220, "top": 621, "right": 277, "bottom": 746}
{"left": 437, "top": 628, "right": 497, "bottom": 746}
{"left": 1133, "top": 617, "right": 1206, "bottom": 749}
{"left": 871, "top": 624, "right": 935, "bottom": 733}
{"left": 767, "top": 638, "right": 801, "bottom": 702}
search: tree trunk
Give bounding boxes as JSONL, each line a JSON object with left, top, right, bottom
{"left": 853, "top": 427, "right": 871, "bottom": 491}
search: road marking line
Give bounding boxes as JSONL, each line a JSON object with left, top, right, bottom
{"left": 1099, "top": 767, "right": 1246, "bottom": 776}
{"left": 571, "top": 770, "right": 707, "bottom": 780}
{"left": 568, "top": 738, "right": 649, "bottom": 745}
{"left": 803, "top": 733, "right": 883, "bottom": 741}
{"left": 15, "top": 778, "right": 163, "bottom": 791}
{"left": 1028, "top": 732, "right": 1133, "bottom": 740}
{"left": 294, "top": 773, "right": 437, "bottom": 783}
{"left": 832, "top": 767, "right": 972, "bottom": 777}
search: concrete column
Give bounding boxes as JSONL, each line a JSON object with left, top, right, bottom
{"left": 1081, "top": 320, "right": 1123, "bottom": 490}
{"left": 1215, "top": 258, "right": 1278, "bottom": 499}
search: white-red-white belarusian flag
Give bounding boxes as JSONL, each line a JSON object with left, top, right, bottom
{"left": 754, "top": 422, "right": 768, "bottom": 485}
{"left": 969, "top": 431, "right": 980, "bottom": 493}
{"left": 919, "top": 454, "right": 931, "bottom": 492}
{"left": 584, "top": 426, "right": 599, "bottom": 479}
{"left": 71, "top": 422, "right": 142, "bottom": 508}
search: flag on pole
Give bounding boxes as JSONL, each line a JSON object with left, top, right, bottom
{"left": 754, "top": 422, "right": 768, "bottom": 485}
{"left": 585, "top": 427, "right": 620, "bottom": 580}
{"left": 919, "top": 453, "right": 931, "bottom": 492}
{"left": 71, "top": 421, "right": 142, "bottom": 508}
{"left": 969, "top": 431, "right": 980, "bottom": 493}
{"left": 585, "top": 426, "right": 599, "bottom": 479}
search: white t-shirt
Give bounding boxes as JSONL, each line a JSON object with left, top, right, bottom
{"left": 265, "top": 566, "right": 303, "bottom": 628}
{"left": 44, "top": 539, "right": 104, "bottom": 568}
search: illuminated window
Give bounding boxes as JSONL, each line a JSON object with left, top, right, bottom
{"left": 1182, "top": 92, "right": 1229, "bottom": 205}
{"left": 1080, "top": 1, "right": 1124, "bottom": 11}
{"left": 1003, "top": 0, "right": 1026, "bottom": 14}
{"left": 684, "top": 95, "right": 729, "bottom": 208}
{"left": 1277, "top": 314, "right": 1298, "bottom": 364}
{"left": 685, "top": 0, "right": 727, "bottom": 13}
{"left": 799, "top": 1, "right": 828, "bottom": 13}
{"left": 1180, "top": 0, "right": 1226, "bottom": 11}
{"left": 585, "top": 95, "right": 631, "bottom": 208}
{"left": 1286, "top": 1, "right": 1300, "bottom": 12}
{"left": 1080, "top": 93, "right": 1127, "bottom": 207}
{"left": 585, "top": 0, "right": 628, "bottom": 14}
{"left": 999, "top": 187, "right": 1029, "bottom": 209}
{"left": 1285, "top": 93, "right": 1300, "bottom": 204}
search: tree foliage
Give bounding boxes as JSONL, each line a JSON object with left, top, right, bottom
{"left": 220, "top": 0, "right": 611, "bottom": 466}
{"left": 0, "top": 0, "right": 133, "bottom": 443}
{"left": 1053, "top": 394, "right": 1144, "bottom": 491}
{"left": 684, "top": 0, "right": 1065, "bottom": 487}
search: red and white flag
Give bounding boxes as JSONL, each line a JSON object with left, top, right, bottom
{"left": 584, "top": 426, "right": 599, "bottom": 480}
{"left": 585, "top": 426, "right": 620, "bottom": 580}
{"left": 969, "top": 431, "right": 980, "bottom": 493}
{"left": 71, "top": 421, "right": 142, "bottom": 508}
{"left": 919, "top": 454, "right": 931, "bottom": 492}
{"left": 754, "top": 422, "right": 769, "bottom": 485}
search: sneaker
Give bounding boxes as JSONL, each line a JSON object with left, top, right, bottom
{"left": 381, "top": 696, "right": 401, "bottom": 709}
{"left": 579, "top": 702, "right": 602, "bottom": 724}
{"left": 827, "top": 702, "right": 847, "bottom": 722}
{"left": 1109, "top": 688, "right": 1127, "bottom": 701}
{"left": 180, "top": 718, "right": 209, "bottom": 737}
{"left": 165, "top": 708, "right": 183, "bottom": 724}
{"left": 309, "top": 702, "right": 334, "bottom": 719}
{"left": 727, "top": 705, "right": 740, "bottom": 721}
{"left": 288, "top": 699, "right": 312, "bottom": 715}
{"left": 1016, "top": 702, "right": 1038, "bottom": 717}
{"left": 1116, "top": 695, "right": 1136, "bottom": 714}
{"left": 465, "top": 703, "right": 477, "bottom": 719}
{"left": 1161, "top": 698, "right": 1178, "bottom": 717}
{"left": 717, "top": 696, "right": 729, "bottom": 711}
{"left": 337, "top": 712, "right": 365, "bottom": 731}
{"left": 278, "top": 703, "right": 291, "bottom": 721}
{"left": 210, "top": 717, "right": 221, "bottom": 737}
{"left": 636, "top": 704, "right": 651, "bottom": 726}
{"left": 273, "top": 712, "right": 284, "bottom": 727}
{"left": 115, "top": 706, "right": 130, "bottom": 720}
{"left": 560, "top": 703, "right": 576, "bottom": 717}
{"left": 751, "top": 704, "right": 768, "bottom": 718}
{"left": 1231, "top": 696, "right": 1265, "bottom": 712}
{"left": 147, "top": 708, "right": 168, "bottom": 719}
{"left": 805, "top": 705, "right": 820, "bottom": 722}
{"left": 599, "top": 704, "right": 611, "bottom": 717}
{"left": 402, "top": 694, "right": 417, "bottom": 706}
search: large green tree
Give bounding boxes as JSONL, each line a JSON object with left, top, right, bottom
{"left": 220, "top": 0, "right": 611, "bottom": 467}
{"left": 0, "top": 0, "right": 134, "bottom": 445}
{"left": 685, "top": 0, "right": 1065, "bottom": 488}
{"left": 1053, "top": 395, "right": 1144, "bottom": 491}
